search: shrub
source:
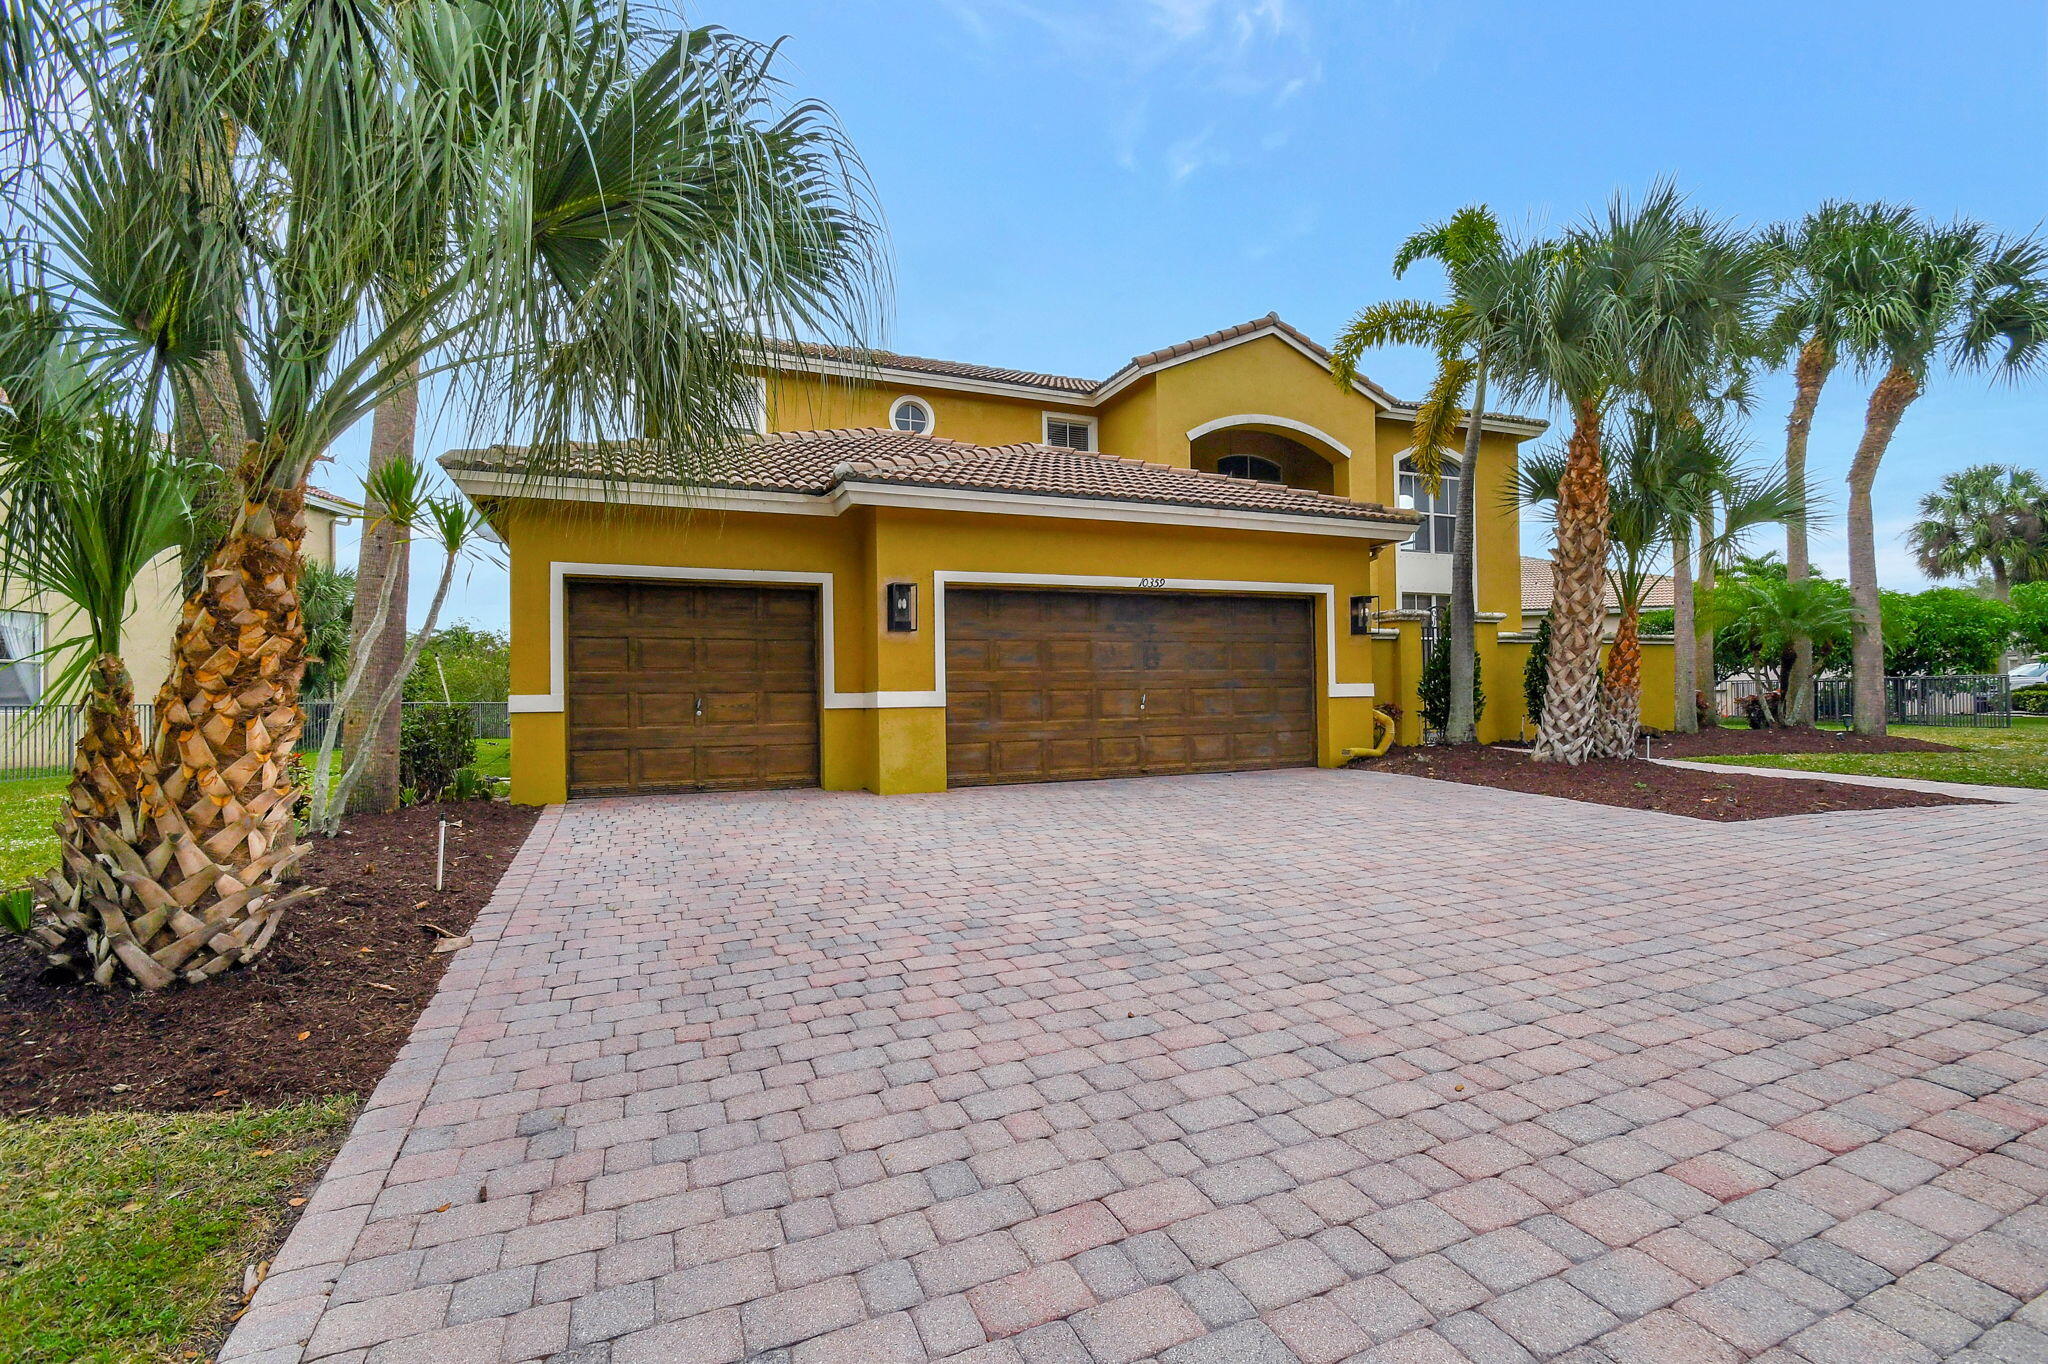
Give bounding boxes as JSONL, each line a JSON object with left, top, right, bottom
{"left": 1523, "top": 617, "right": 1551, "bottom": 729}
{"left": 399, "top": 704, "right": 476, "bottom": 803}
{"left": 446, "top": 766, "right": 495, "bottom": 801}
{"left": 1418, "top": 624, "right": 1485, "bottom": 734}
{"left": 0, "top": 887, "right": 33, "bottom": 935}
{"left": 2013, "top": 684, "right": 2048, "bottom": 715}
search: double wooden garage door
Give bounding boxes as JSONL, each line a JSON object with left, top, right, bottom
{"left": 564, "top": 581, "right": 1314, "bottom": 796}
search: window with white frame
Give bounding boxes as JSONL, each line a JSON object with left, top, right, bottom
{"left": 1042, "top": 414, "right": 1094, "bottom": 451}
{"left": 0, "top": 609, "right": 44, "bottom": 705}
{"left": 890, "top": 396, "right": 933, "bottom": 435}
{"left": 1397, "top": 455, "right": 1459, "bottom": 554}
{"left": 1217, "top": 453, "right": 1283, "bottom": 483}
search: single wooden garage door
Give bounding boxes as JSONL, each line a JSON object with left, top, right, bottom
{"left": 565, "top": 580, "right": 818, "bottom": 796}
{"left": 946, "top": 588, "right": 1315, "bottom": 787}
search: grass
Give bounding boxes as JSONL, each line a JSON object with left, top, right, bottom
{"left": 0, "top": 776, "right": 64, "bottom": 887}
{"left": 0, "top": 1100, "right": 356, "bottom": 1364}
{"left": 1691, "top": 716, "right": 2048, "bottom": 790}
{"left": 471, "top": 737, "right": 510, "bottom": 781}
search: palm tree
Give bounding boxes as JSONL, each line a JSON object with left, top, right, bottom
{"left": 1329, "top": 206, "right": 1508, "bottom": 745}
{"left": 16, "top": 1, "right": 885, "bottom": 987}
{"left": 0, "top": 297, "right": 198, "bottom": 986}
{"left": 1700, "top": 572, "right": 1856, "bottom": 722}
{"left": 1907, "top": 463, "right": 2048, "bottom": 601}
{"left": 1761, "top": 203, "right": 1916, "bottom": 723}
{"left": 1840, "top": 221, "right": 2048, "bottom": 735}
{"left": 1520, "top": 407, "right": 1802, "bottom": 752}
{"left": 1489, "top": 187, "right": 1764, "bottom": 763}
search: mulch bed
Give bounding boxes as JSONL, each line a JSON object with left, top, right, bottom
{"left": 1646, "top": 724, "right": 1957, "bottom": 760}
{"left": 0, "top": 800, "right": 539, "bottom": 1119}
{"left": 1350, "top": 742, "right": 1988, "bottom": 821}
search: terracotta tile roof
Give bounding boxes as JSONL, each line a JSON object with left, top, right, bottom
{"left": 773, "top": 341, "right": 1096, "bottom": 394}
{"left": 775, "top": 315, "right": 1546, "bottom": 428}
{"left": 1520, "top": 555, "right": 1676, "bottom": 614}
{"left": 443, "top": 429, "right": 1416, "bottom": 526}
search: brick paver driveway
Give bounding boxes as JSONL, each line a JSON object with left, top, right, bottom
{"left": 225, "top": 770, "right": 2048, "bottom": 1364}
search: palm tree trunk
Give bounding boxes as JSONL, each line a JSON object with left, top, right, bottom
{"left": 117, "top": 484, "right": 322, "bottom": 985}
{"left": 1783, "top": 338, "right": 1832, "bottom": 725}
{"left": 1990, "top": 558, "right": 2011, "bottom": 603}
{"left": 1671, "top": 522, "right": 1697, "bottom": 732}
{"left": 1446, "top": 363, "right": 1487, "bottom": 745}
{"left": 1596, "top": 604, "right": 1644, "bottom": 756}
{"left": 1534, "top": 399, "right": 1610, "bottom": 764}
{"left": 342, "top": 374, "right": 417, "bottom": 813}
{"left": 1848, "top": 364, "right": 1921, "bottom": 736}
{"left": 1695, "top": 510, "right": 1716, "bottom": 722}
{"left": 35, "top": 655, "right": 165, "bottom": 987}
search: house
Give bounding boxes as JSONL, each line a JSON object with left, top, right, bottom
{"left": 1517, "top": 556, "right": 1677, "bottom": 636}
{"left": 0, "top": 488, "right": 356, "bottom": 708}
{"left": 445, "top": 314, "right": 1675, "bottom": 803}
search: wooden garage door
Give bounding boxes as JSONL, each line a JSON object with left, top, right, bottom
{"left": 946, "top": 588, "right": 1315, "bottom": 786}
{"left": 565, "top": 580, "right": 819, "bottom": 797}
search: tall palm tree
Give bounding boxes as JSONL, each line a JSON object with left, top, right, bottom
{"left": 1840, "top": 222, "right": 2048, "bottom": 735}
{"left": 0, "top": 296, "right": 197, "bottom": 986}
{"left": 1907, "top": 463, "right": 2048, "bottom": 601}
{"left": 1761, "top": 202, "right": 1916, "bottom": 723}
{"left": 17, "top": 1, "right": 885, "bottom": 987}
{"left": 1330, "top": 206, "right": 1508, "bottom": 744}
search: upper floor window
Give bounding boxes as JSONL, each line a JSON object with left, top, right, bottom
{"left": 890, "top": 396, "right": 933, "bottom": 435}
{"left": 1217, "top": 454, "right": 1282, "bottom": 483}
{"left": 0, "top": 609, "right": 44, "bottom": 705}
{"left": 1397, "top": 455, "right": 1459, "bottom": 554}
{"left": 1043, "top": 414, "right": 1095, "bottom": 451}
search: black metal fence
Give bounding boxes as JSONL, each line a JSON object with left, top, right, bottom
{"left": 0, "top": 700, "right": 509, "bottom": 779}
{"left": 1812, "top": 674, "right": 2012, "bottom": 729}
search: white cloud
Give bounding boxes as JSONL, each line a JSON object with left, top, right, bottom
{"left": 941, "top": 0, "right": 1322, "bottom": 183}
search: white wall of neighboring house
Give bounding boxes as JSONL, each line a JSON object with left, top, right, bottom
{"left": 1, "top": 495, "right": 351, "bottom": 709}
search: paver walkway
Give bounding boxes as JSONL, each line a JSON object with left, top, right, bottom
{"left": 224, "top": 770, "right": 2048, "bottom": 1364}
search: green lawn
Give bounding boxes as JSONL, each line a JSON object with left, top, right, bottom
{"left": 0, "top": 776, "right": 65, "bottom": 887}
{"left": 1691, "top": 717, "right": 2048, "bottom": 790}
{"left": 0, "top": 1101, "right": 355, "bottom": 1364}
{"left": 472, "top": 737, "right": 511, "bottom": 781}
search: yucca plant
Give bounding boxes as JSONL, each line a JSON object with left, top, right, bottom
{"left": 11, "top": 1, "right": 883, "bottom": 987}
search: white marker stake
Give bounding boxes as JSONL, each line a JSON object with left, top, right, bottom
{"left": 436, "top": 819, "right": 448, "bottom": 892}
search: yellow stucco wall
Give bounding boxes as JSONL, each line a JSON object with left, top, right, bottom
{"left": 498, "top": 494, "right": 1390, "bottom": 803}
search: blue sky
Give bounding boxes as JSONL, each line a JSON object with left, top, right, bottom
{"left": 360, "top": 0, "right": 2048, "bottom": 630}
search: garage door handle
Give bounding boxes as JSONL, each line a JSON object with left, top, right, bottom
{"left": 694, "top": 696, "right": 703, "bottom": 719}
{"left": 1139, "top": 692, "right": 1146, "bottom": 711}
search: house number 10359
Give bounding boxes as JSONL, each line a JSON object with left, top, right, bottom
{"left": 1137, "top": 576, "right": 1167, "bottom": 588}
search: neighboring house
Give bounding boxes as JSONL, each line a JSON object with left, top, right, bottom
{"left": 446, "top": 313, "right": 1676, "bottom": 803}
{"left": 1518, "top": 556, "right": 1676, "bottom": 637}
{"left": 0, "top": 488, "right": 355, "bottom": 708}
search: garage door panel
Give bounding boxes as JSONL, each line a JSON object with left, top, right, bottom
{"left": 568, "top": 636, "right": 630, "bottom": 672}
{"left": 947, "top": 588, "right": 1314, "bottom": 787}
{"left": 566, "top": 580, "right": 819, "bottom": 797}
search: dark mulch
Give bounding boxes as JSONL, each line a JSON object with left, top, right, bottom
{"left": 0, "top": 800, "right": 539, "bottom": 1118}
{"left": 1350, "top": 742, "right": 1988, "bottom": 821}
{"left": 1647, "top": 724, "right": 1957, "bottom": 760}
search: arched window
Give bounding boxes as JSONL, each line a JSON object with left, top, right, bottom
{"left": 890, "top": 397, "right": 934, "bottom": 434}
{"left": 1397, "top": 455, "right": 1459, "bottom": 554}
{"left": 1217, "top": 454, "right": 1282, "bottom": 483}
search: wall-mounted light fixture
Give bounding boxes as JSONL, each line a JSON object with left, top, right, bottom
{"left": 886, "top": 581, "right": 918, "bottom": 632}
{"left": 1349, "top": 594, "right": 1378, "bottom": 635}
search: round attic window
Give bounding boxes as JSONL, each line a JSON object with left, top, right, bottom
{"left": 890, "top": 397, "right": 933, "bottom": 434}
